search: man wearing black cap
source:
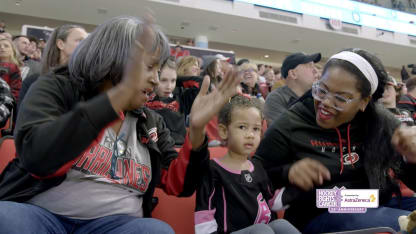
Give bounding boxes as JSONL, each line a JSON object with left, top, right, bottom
{"left": 264, "top": 52, "right": 321, "bottom": 126}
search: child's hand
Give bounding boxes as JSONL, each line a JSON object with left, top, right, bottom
{"left": 288, "top": 158, "right": 331, "bottom": 191}
{"left": 189, "top": 67, "right": 242, "bottom": 149}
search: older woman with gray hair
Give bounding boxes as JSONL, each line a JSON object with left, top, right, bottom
{"left": 0, "top": 16, "right": 242, "bottom": 233}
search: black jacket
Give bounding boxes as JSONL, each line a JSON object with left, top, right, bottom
{"left": 145, "top": 94, "right": 187, "bottom": 146}
{"left": 398, "top": 94, "right": 416, "bottom": 121}
{"left": 0, "top": 66, "right": 209, "bottom": 217}
{"left": 0, "top": 77, "right": 14, "bottom": 128}
{"left": 254, "top": 93, "right": 416, "bottom": 230}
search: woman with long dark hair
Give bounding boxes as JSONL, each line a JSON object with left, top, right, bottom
{"left": 18, "top": 24, "right": 88, "bottom": 109}
{"left": 254, "top": 48, "right": 416, "bottom": 233}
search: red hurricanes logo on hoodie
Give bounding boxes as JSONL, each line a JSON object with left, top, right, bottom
{"left": 343, "top": 153, "right": 359, "bottom": 165}
{"left": 148, "top": 127, "right": 158, "bottom": 142}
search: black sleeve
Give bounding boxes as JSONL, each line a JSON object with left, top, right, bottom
{"left": 195, "top": 163, "right": 219, "bottom": 234}
{"left": 397, "top": 95, "right": 416, "bottom": 119}
{"left": 17, "top": 73, "right": 39, "bottom": 112}
{"left": 398, "top": 162, "right": 416, "bottom": 192}
{"left": 15, "top": 75, "right": 119, "bottom": 177}
{"left": 152, "top": 110, "right": 179, "bottom": 169}
{"left": 179, "top": 87, "right": 200, "bottom": 116}
{"left": 253, "top": 112, "right": 294, "bottom": 188}
{"left": 154, "top": 108, "right": 210, "bottom": 197}
{"left": 0, "top": 78, "right": 14, "bottom": 127}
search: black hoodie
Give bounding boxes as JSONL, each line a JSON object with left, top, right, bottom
{"left": 0, "top": 66, "right": 210, "bottom": 217}
{"left": 254, "top": 93, "right": 416, "bottom": 230}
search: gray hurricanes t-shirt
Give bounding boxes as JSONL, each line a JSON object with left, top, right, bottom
{"left": 28, "top": 113, "right": 152, "bottom": 219}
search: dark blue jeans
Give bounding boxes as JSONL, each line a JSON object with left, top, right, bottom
{"left": 303, "top": 196, "right": 416, "bottom": 233}
{"left": 0, "top": 201, "right": 174, "bottom": 234}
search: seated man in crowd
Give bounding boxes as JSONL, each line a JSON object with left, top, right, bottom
{"left": 378, "top": 75, "right": 414, "bottom": 125}
{"left": 398, "top": 77, "right": 416, "bottom": 121}
{"left": 264, "top": 52, "right": 321, "bottom": 126}
{"left": 12, "top": 35, "right": 41, "bottom": 80}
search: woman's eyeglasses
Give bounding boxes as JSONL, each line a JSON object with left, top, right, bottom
{"left": 311, "top": 82, "right": 358, "bottom": 112}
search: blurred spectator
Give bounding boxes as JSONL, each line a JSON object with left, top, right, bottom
{"left": 257, "top": 63, "right": 266, "bottom": 83}
{"left": 0, "top": 38, "right": 22, "bottom": 102}
{"left": 257, "top": 64, "right": 265, "bottom": 76}
{"left": 216, "top": 54, "right": 231, "bottom": 79}
{"left": 177, "top": 56, "right": 200, "bottom": 77}
{"left": 185, "top": 39, "right": 194, "bottom": 46}
{"left": 27, "top": 36, "right": 38, "bottom": 59}
{"left": 171, "top": 44, "right": 190, "bottom": 59}
{"left": 237, "top": 58, "right": 249, "bottom": 66}
{"left": 201, "top": 55, "right": 222, "bottom": 89}
{"left": 239, "top": 62, "right": 262, "bottom": 100}
{"left": 315, "top": 63, "right": 323, "bottom": 79}
{"left": 378, "top": 75, "right": 414, "bottom": 125}
{"left": 402, "top": 65, "right": 410, "bottom": 82}
{"left": 272, "top": 67, "right": 285, "bottom": 90}
{"left": 264, "top": 68, "right": 275, "bottom": 86}
{"left": 259, "top": 68, "right": 275, "bottom": 98}
{"left": 273, "top": 67, "right": 282, "bottom": 81}
{"left": 175, "top": 56, "right": 203, "bottom": 108}
{"left": 19, "top": 24, "right": 87, "bottom": 110}
{"left": 0, "top": 32, "right": 12, "bottom": 41}
{"left": 37, "top": 38, "right": 46, "bottom": 51}
{"left": 12, "top": 35, "right": 30, "bottom": 61}
{"left": 33, "top": 48, "right": 42, "bottom": 61}
{"left": 397, "top": 81, "right": 408, "bottom": 97}
{"left": 0, "top": 38, "right": 22, "bottom": 67}
{"left": 13, "top": 35, "right": 41, "bottom": 80}
{"left": 398, "top": 77, "right": 416, "bottom": 120}
{"left": 264, "top": 52, "right": 321, "bottom": 125}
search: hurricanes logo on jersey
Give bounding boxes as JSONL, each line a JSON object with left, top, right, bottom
{"left": 343, "top": 153, "right": 359, "bottom": 165}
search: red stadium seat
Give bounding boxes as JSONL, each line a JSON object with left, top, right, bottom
{"left": 0, "top": 136, "right": 16, "bottom": 173}
{"left": 152, "top": 189, "right": 196, "bottom": 234}
{"left": 0, "top": 118, "right": 11, "bottom": 138}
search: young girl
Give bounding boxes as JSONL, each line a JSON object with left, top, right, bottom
{"left": 195, "top": 95, "right": 300, "bottom": 234}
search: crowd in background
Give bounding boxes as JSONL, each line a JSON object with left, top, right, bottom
{"left": 0, "top": 13, "right": 416, "bottom": 234}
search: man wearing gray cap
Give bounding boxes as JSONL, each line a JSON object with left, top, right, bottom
{"left": 264, "top": 52, "right": 321, "bottom": 126}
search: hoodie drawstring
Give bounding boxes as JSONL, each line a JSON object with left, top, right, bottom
{"left": 335, "top": 124, "right": 352, "bottom": 175}
{"left": 347, "top": 124, "right": 354, "bottom": 169}
{"left": 335, "top": 128, "right": 344, "bottom": 174}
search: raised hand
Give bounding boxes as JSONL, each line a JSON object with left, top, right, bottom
{"left": 392, "top": 125, "right": 416, "bottom": 164}
{"left": 189, "top": 67, "right": 242, "bottom": 149}
{"left": 288, "top": 158, "right": 331, "bottom": 191}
